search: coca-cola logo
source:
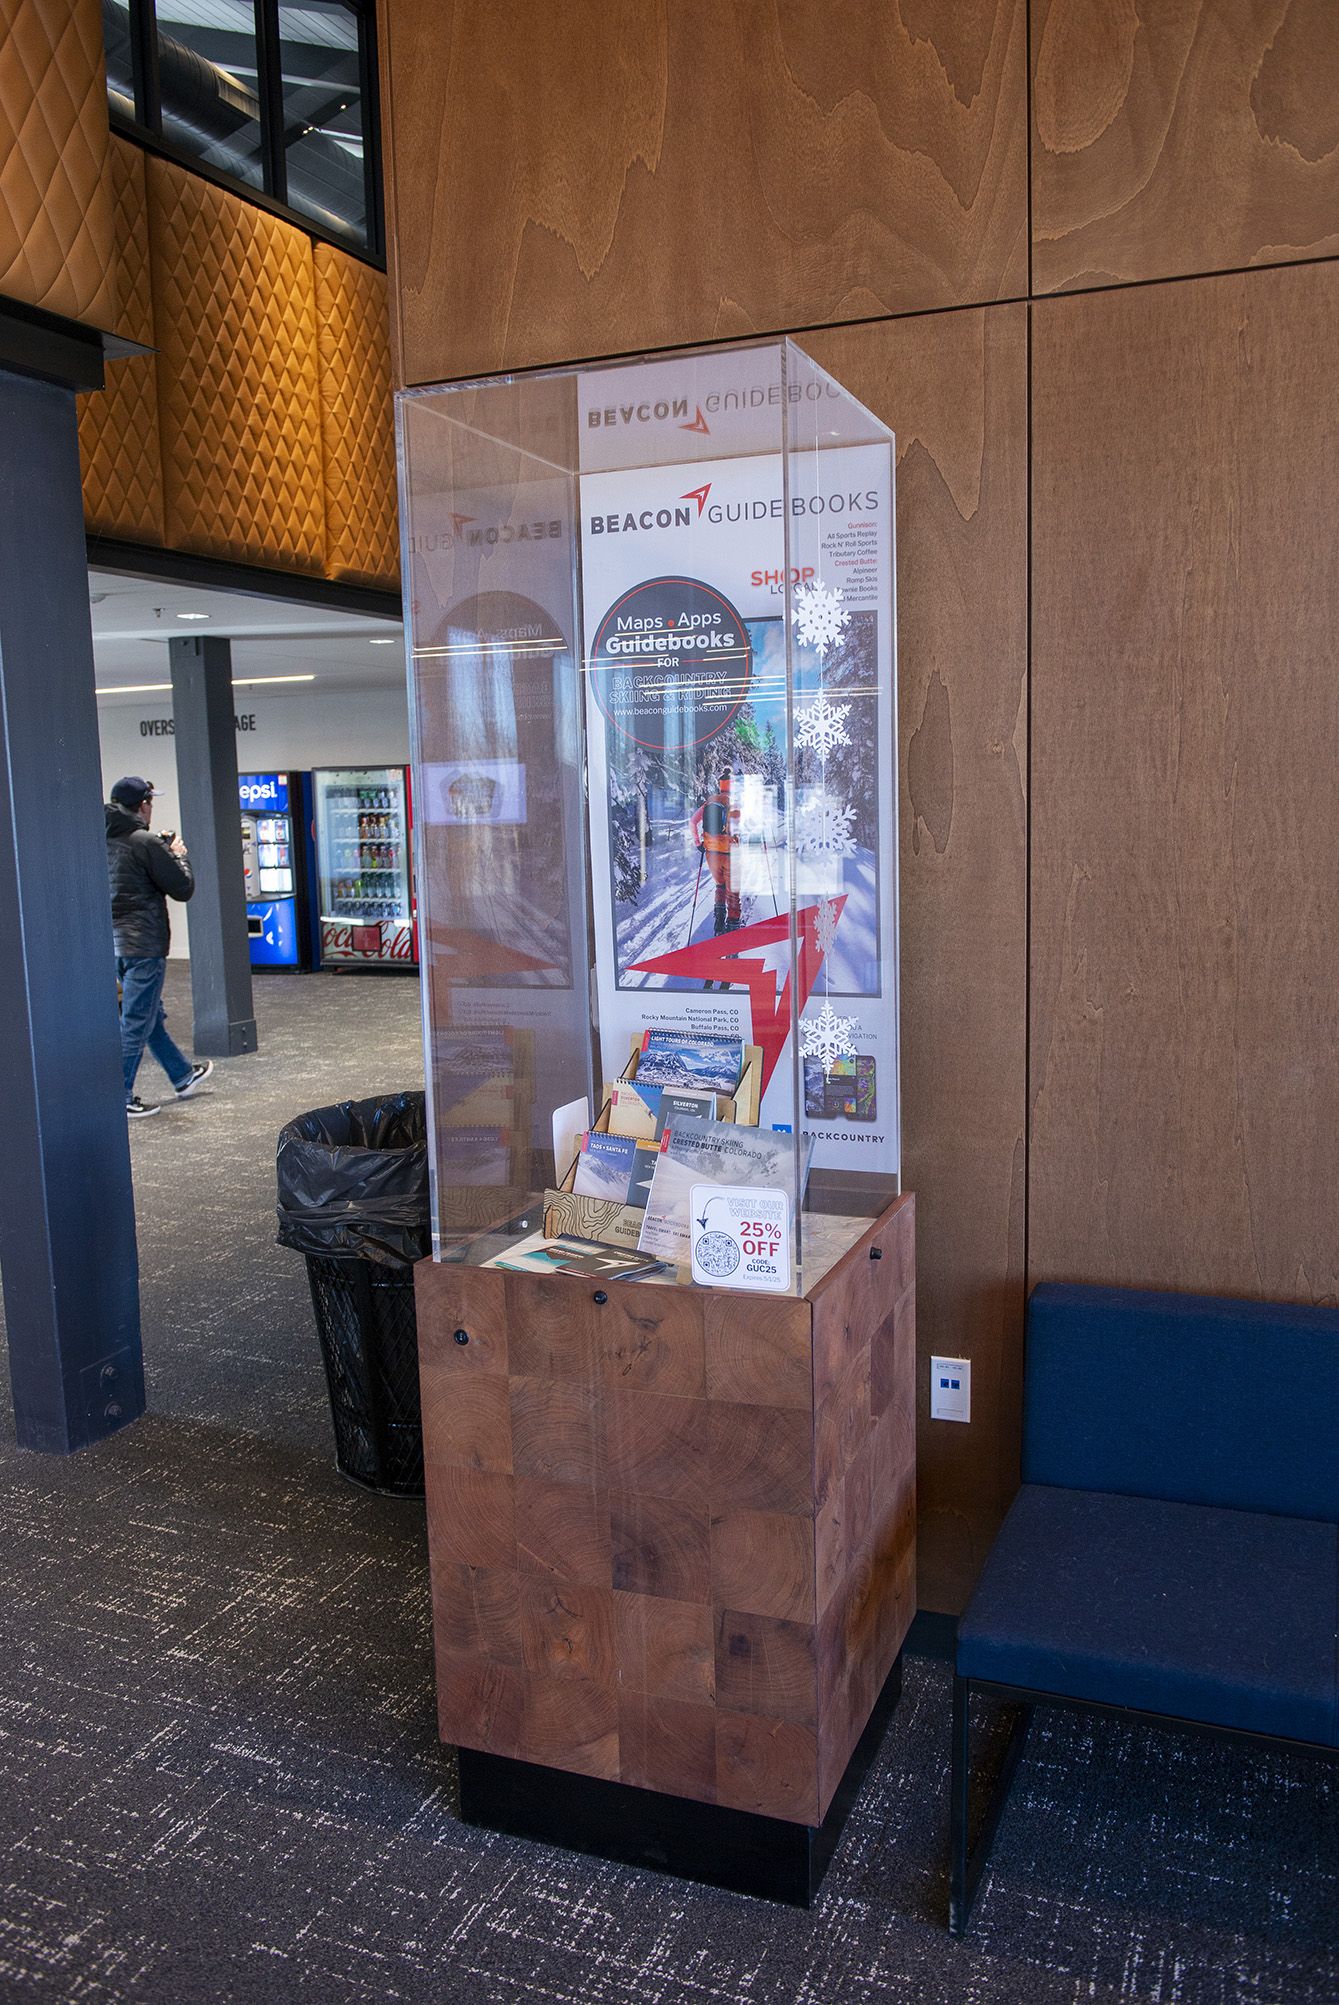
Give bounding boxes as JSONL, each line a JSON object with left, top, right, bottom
{"left": 321, "top": 920, "right": 415, "bottom": 962}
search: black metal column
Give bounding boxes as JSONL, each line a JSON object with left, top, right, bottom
{"left": 169, "top": 635, "right": 258, "bottom": 1057}
{"left": 0, "top": 365, "right": 145, "bottom": 1451}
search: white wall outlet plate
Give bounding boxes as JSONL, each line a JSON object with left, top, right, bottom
{"left": 930, "top": 1355, "right": 971, "bottom": 1423}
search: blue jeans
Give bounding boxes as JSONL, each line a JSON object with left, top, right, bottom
{"left": 117, "top": 956, "right": 193, "bottom": 1101}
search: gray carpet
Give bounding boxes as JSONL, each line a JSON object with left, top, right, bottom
{"left": 0, "top": 966, "right": 1333, "bottom": 2003}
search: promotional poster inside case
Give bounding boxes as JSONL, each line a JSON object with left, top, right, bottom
{"left": 399, "top": 340, "right": 899, "bottom": 1295}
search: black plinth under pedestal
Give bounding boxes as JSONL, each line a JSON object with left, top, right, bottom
{"left": 456, "top": 1652, "right": 903, "bottom": 1906}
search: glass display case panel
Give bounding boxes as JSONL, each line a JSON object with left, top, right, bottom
{"left": 313, "top": 765, "right": 415, "bottom": 966}
{"left": 399, "top": 340, "right": 897, "bottom": 1291}
{"left": 782, "top": 344, "right": 901, "bottom": 1219}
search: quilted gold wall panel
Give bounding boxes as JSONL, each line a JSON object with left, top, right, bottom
{"left": 148, "top": 156, "right": 325, "bottom": 574}
{"left": 78, "top": 139, "right": 164, "bottom": 545}
{"left": 314, "top": 244, "right": 399, "bottom": 587}
{"left": 0, "top": 0, "right": 115, "bottom": 329}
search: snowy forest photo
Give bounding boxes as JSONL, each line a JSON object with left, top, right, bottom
{"left": 606, "top": 613, "right": 883, "bottom": 995}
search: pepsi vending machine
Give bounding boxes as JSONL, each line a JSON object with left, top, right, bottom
{"left": 240, "top": 772, "right": 317, "bottom": 969}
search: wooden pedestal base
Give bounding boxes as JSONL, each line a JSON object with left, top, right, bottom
{"left": 416, "top": 1193, "right": 915, "bottom": 1846}
{"left": 458, "top": 1653, "right": 903, "bottom": 1906}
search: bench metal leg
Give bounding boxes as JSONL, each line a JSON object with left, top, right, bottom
{"left": 949, "top": 1674, "right": 1033, "bottom": 1937}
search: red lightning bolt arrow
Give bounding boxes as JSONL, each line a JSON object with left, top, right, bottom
{"left": 629, "top": 897, "right": 845, "bottom": 1095}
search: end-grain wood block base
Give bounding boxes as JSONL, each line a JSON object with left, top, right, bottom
{"left": 416, "top": 1194, "right": 915, "bottom": 1832}
{"left": 457, "top": 1653, "right": 903, "bottom": 1907}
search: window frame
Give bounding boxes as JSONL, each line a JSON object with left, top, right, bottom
{"left": 107, "top": 0, "right": 385, "bottom": 267}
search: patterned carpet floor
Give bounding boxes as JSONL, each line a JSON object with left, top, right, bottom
{"left": 0, "top": 967, "right": 1333, "bottom": 2003}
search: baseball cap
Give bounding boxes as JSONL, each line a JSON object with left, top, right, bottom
{"left": 110, "top": 776, "right": 156, "bottom": 809}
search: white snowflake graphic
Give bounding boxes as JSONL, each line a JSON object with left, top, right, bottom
{"left": 795, "top": 693, "right": 851, "bottom": 756}
{"left": 813, "top": 897, "right": 842, "bottom": 959}
{"left": 792, "top": 579, "right": 851, "bottom": 655}
{"left": 801, "top": 1000, "right": 859, "bottom": 1070}
{"left": 796, "top": 792, "right": 857, "bottom": 857}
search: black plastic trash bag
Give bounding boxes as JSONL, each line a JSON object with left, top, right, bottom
{"left": 275, "top": 1090, "right": 429, "bottom": 1267}
{"left": 277, "top": 1092, "right": 429, "bottom": 1496}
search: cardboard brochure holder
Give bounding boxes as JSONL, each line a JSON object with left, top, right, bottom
{"left": 543, "top": 1038, "right": 763, "bottom": 1251}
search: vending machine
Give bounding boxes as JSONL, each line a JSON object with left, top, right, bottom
{"left": 240, "top": 771, "right": 317, "bottom": 969}
{"left": 312, "top": 765, "right": 417, "bottom": 969}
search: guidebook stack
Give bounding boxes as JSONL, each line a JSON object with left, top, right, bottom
{"left": 544, "top": 1025, "right": 766, "bottom": 1254}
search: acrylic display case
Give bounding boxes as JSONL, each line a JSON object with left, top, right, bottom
{"left": 400, "top": 339, "right": 900, "bottom": 1297}
{"left": 398, "top": 343, "right": 916, "bottom": 1904}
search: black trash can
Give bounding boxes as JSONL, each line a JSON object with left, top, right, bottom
{"left": 276, "top": 1091, "right": 429, "bottom": 1497}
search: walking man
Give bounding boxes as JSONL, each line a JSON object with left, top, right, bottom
{"left": 105, "top": 776, "right": 212, "bottom": 1119}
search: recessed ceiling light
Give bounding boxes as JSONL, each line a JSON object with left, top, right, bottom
{"left": 176, "top": 611, "right": 210, "bottom": 621}
{"left": 94, "top": 672, "right": 318, "bottom": 696}
{"left": 368, "top": 637, "right": 397, "bottom": 646}
{"left": 230, "top": 674, "right": 316, "bottom": 687}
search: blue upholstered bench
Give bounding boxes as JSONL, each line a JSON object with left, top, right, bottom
{"left": 950, "top": 1282, "right": 1339, "bottom": 1935}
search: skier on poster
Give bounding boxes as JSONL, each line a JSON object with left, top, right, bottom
{"left": 691, "top": 768, "right": 741, "bottom": 937}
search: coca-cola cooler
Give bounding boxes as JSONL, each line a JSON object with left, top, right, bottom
{"left": 312, "top": 765, "right": 418, "bottom": 970}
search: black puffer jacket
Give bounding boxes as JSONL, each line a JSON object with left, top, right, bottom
{"left": 106, "top": 803, "right": 194, "bottom": 956}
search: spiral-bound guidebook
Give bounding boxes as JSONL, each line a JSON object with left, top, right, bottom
{"left": 636, "top": 1116, "right": 808, "bottom": 1264}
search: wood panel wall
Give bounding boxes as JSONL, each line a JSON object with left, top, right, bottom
{"left": 801, "top": 311, "right": 1028, "bottom": 1609}
{"left": 1030, "top": 262, "right": 1339, "bottom": 1298}
{"left": 381, "top": 0, "right": 1029, "bottom": 384}
{"left": 379, "top": 0, "right": 1339, "bottom": 1611}
{"left": 1032, "top": 0, "right": 1339, "bottom": 293}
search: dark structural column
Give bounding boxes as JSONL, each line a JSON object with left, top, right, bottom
{"left": 0, "top": 362, "right": 145, "bottom": 1451}
{"left": 169, "top": 634, "right": 258, "bottom": 1057}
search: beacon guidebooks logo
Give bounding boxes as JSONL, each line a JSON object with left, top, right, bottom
{"left": 578, "top": 351, "right": 848, "bottom": 475}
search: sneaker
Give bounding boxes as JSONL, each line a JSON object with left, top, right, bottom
{"left": 174, "top": 1060, "right": 214, "bottom": 1100}
{"left": 127, "top": 1097, "right": 161, "bottom": 1120}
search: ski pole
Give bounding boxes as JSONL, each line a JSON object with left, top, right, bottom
{"left": 684, "top": 844, "right": 707, "bottom": 945}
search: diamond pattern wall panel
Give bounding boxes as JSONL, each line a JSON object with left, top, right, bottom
{"left": 78, "top": 140, "right": 164, "bottom": 544}
{"left": 0, "top": 0, "right": 115, "bottom": 328}
{"left": 314, "top": 244, "right": 399, "bottom": 587}
{"left": 101, "top": 135, "right": 152, "bottom": 346}
{"left": 148, "top": 156, "right": 325, "bottom": 574}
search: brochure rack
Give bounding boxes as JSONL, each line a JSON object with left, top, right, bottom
{"left": 398, "top": 340, "right": 915, "bottom": 1902}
